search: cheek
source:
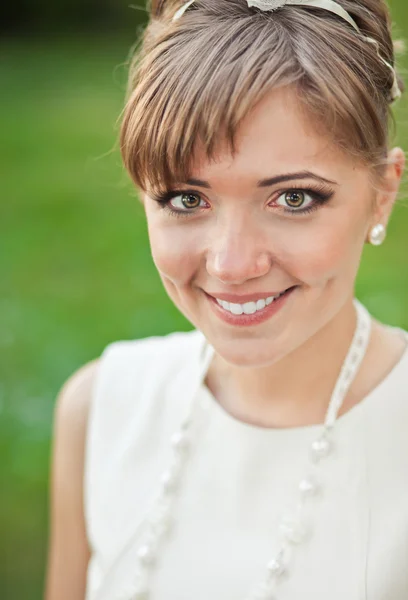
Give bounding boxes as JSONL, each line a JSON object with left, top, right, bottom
{"left": 146, "top": 205, "right": 368, "bottom": 289}
{"left": 277, "top": 214, "right": 366, "bottom": 284}
{"left": 147, "top": 220, "right": 201, "bottom": 283}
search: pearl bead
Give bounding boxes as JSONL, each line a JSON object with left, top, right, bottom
{"left": 171, "top": 431, "right": 190, "bottom": 451}
{"left": 369, "top": 223, "right": 386, "bottom": 246}
{"left": 137, "top": 544, "right": 156, "bottom": 566}
{"left": 267, "top": 556, "right": 286, "bottom": 578}
{"left": 299, "top": 476, "right": 318, "bottom": 498}
{"left": 311, "top": 436, "right": 331, "bottom": 461}
{"left": 161, "top": 469, "right": 179, "bottom": 492}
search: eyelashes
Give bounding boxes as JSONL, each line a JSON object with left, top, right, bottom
{"left": 150, "top": 184, "right": 335, "bottom": 219}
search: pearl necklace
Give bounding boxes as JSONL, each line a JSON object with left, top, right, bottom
{"left": 113, "top": 299, "right": 371, "bottom": 600}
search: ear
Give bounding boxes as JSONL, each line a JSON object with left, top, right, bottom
{"left": 370, "top": 147, "right": 405, "bottom": 228}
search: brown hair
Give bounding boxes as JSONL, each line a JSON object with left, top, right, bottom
{"left": 120, "top": 0, "right": 405, "bottom": 193}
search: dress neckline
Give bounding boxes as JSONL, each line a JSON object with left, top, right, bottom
{"left": 197, "top": 325, "right": 408, "bottom": 437}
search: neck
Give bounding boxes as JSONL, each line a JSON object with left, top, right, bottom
{"left": 204, "top": 298, "right": 358, "bottom": 428}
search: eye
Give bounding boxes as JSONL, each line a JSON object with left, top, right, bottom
{"left": 276, "top": 190, "right": 313, "bottom": 211}
{"left": 150, "top": 190, "right": 208, "bottom": 218}
{"left": 271, "top": 185, "right": 335, "bottom": 215}
{"left": 169, "top": 192, "right": 204, "bottom": 211}
{"left": 151, "top": 184, "right": 334, "bottom": 218}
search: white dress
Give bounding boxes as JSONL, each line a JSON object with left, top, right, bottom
{"left": 84, "top": 317, "right": 408, "bottom": 600}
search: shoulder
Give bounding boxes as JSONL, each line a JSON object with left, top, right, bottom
{"left": 51, "top": 359, "right": 101, "bottom": 511}
{"left": 55, "top": 359, "right": 100, "bottom": 426}
{"left": 51, "top": 360, "right": 101, "bottom": 481}
{"left": 46, "top": 360, "right": 101, "bottom": 600}
{"left": 52, "top": 359, "right": 100, "bottom": 470}
{"left": 56, "top": 329, "right": 203, "bottom": 429}
{"left": 55, "top": 329, "right": 206, "bottom": 443}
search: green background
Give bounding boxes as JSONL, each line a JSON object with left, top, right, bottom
{"left": 1, "top": 1, "right": 408, "bottom": 598}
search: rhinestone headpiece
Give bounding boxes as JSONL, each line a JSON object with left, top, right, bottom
{"left": 172, "top": 0, "right": 401, "bottom": 103}
{"left": 247, "top": 0, "right": 288, "bottom": 10}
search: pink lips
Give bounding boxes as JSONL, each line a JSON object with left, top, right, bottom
{"left": 205, "top": 286, "right": 296, "bottom": 327}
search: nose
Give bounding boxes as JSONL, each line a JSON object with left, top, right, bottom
{"left": 205, "top": 216, "right": 271, "bottom": 285}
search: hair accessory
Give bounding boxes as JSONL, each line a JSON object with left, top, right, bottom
{"left": 173, "top": 0, "right": 196, "bottom": 20}
{"left": 172, "top": 0, "right": 401, "bottom": 103}
{"left": 369, "top": 223, "right": 386, "bottom": 246}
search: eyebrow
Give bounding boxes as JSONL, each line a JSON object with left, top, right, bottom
{"left": 185, "top": 171, "right": 339, "bottom": 188}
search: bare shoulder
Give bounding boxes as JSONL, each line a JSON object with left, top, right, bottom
{"left": 45, "top": 359, "right": 100, "bottom": 600}
{"left": 55, "top": 358, "right": 100, "bottom": 427}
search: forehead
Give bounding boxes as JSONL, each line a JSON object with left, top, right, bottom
{"left": 191, "top": 87, "right": 357, "bottom": 185}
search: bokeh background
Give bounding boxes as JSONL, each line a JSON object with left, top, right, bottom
{"left": 1, "top": 1, "right": 408, "bottom": 598}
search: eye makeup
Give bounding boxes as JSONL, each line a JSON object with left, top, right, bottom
{"left": 150, "top": 182, "right": 335, "bottom": 219}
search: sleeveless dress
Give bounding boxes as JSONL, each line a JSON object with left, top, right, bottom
{"left": 84, "top": 317, "right": 408, "bottom": 600}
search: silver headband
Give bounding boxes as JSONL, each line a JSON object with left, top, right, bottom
{"left": 172, "top": 0, "right": 401, "bottom": 103}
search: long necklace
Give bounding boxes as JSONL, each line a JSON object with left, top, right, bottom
{"left": 116, "top": 299, "right": 371, "bottom": 600}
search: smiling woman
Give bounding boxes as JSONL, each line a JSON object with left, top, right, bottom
{"left": 44, "top": 1, "right": 408, "bottom": 600}
{"left": 136, "top": 85, "right": 404, "bottom": 368}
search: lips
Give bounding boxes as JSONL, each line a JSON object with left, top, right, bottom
{"left": 205, "top": 285, "right": 297, "bottom": 327}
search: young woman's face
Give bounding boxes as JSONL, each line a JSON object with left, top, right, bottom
{"left": 142, "top": 87, "right": 395, "bottom": 366}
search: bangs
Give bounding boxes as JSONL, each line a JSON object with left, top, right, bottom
{"left": 120, "top": 3, "right": 391, "bottom": 193}
{"left": 120, "top": 13, "right": 304, "bottom": 192}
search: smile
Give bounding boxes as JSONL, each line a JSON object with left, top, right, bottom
{"left": 215, "top": 291, "right": 286, "bottom": 315}
{"left": 204, "top": 286, "right": 297, "bottom": 327}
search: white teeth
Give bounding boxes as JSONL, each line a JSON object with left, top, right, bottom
{"left": 229, "top": 303, "right": 244, "bottom": 315}
{"left": 242, "top": 301, "right": 257, "bottom": 315}
{"left": 215, "top": 294, "right": 279, "bottom": 315}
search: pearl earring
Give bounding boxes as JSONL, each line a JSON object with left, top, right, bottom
{"left": 369, "top": 224, "right": 386, "bottom": 246}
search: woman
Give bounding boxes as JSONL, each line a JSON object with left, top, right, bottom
{"left": 45, "top": 1, "right": 408, "bottom": 599}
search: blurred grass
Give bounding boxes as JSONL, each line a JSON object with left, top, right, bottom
{"left": 1, "top": 24, "right": 408, "bottom": 599}
{"left": 0, "top": 32, "right": 190, "bottom": 600}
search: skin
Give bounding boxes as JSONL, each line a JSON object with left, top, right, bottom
{"left": 143, "top": 86, "right": 406, "bottom": 428}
